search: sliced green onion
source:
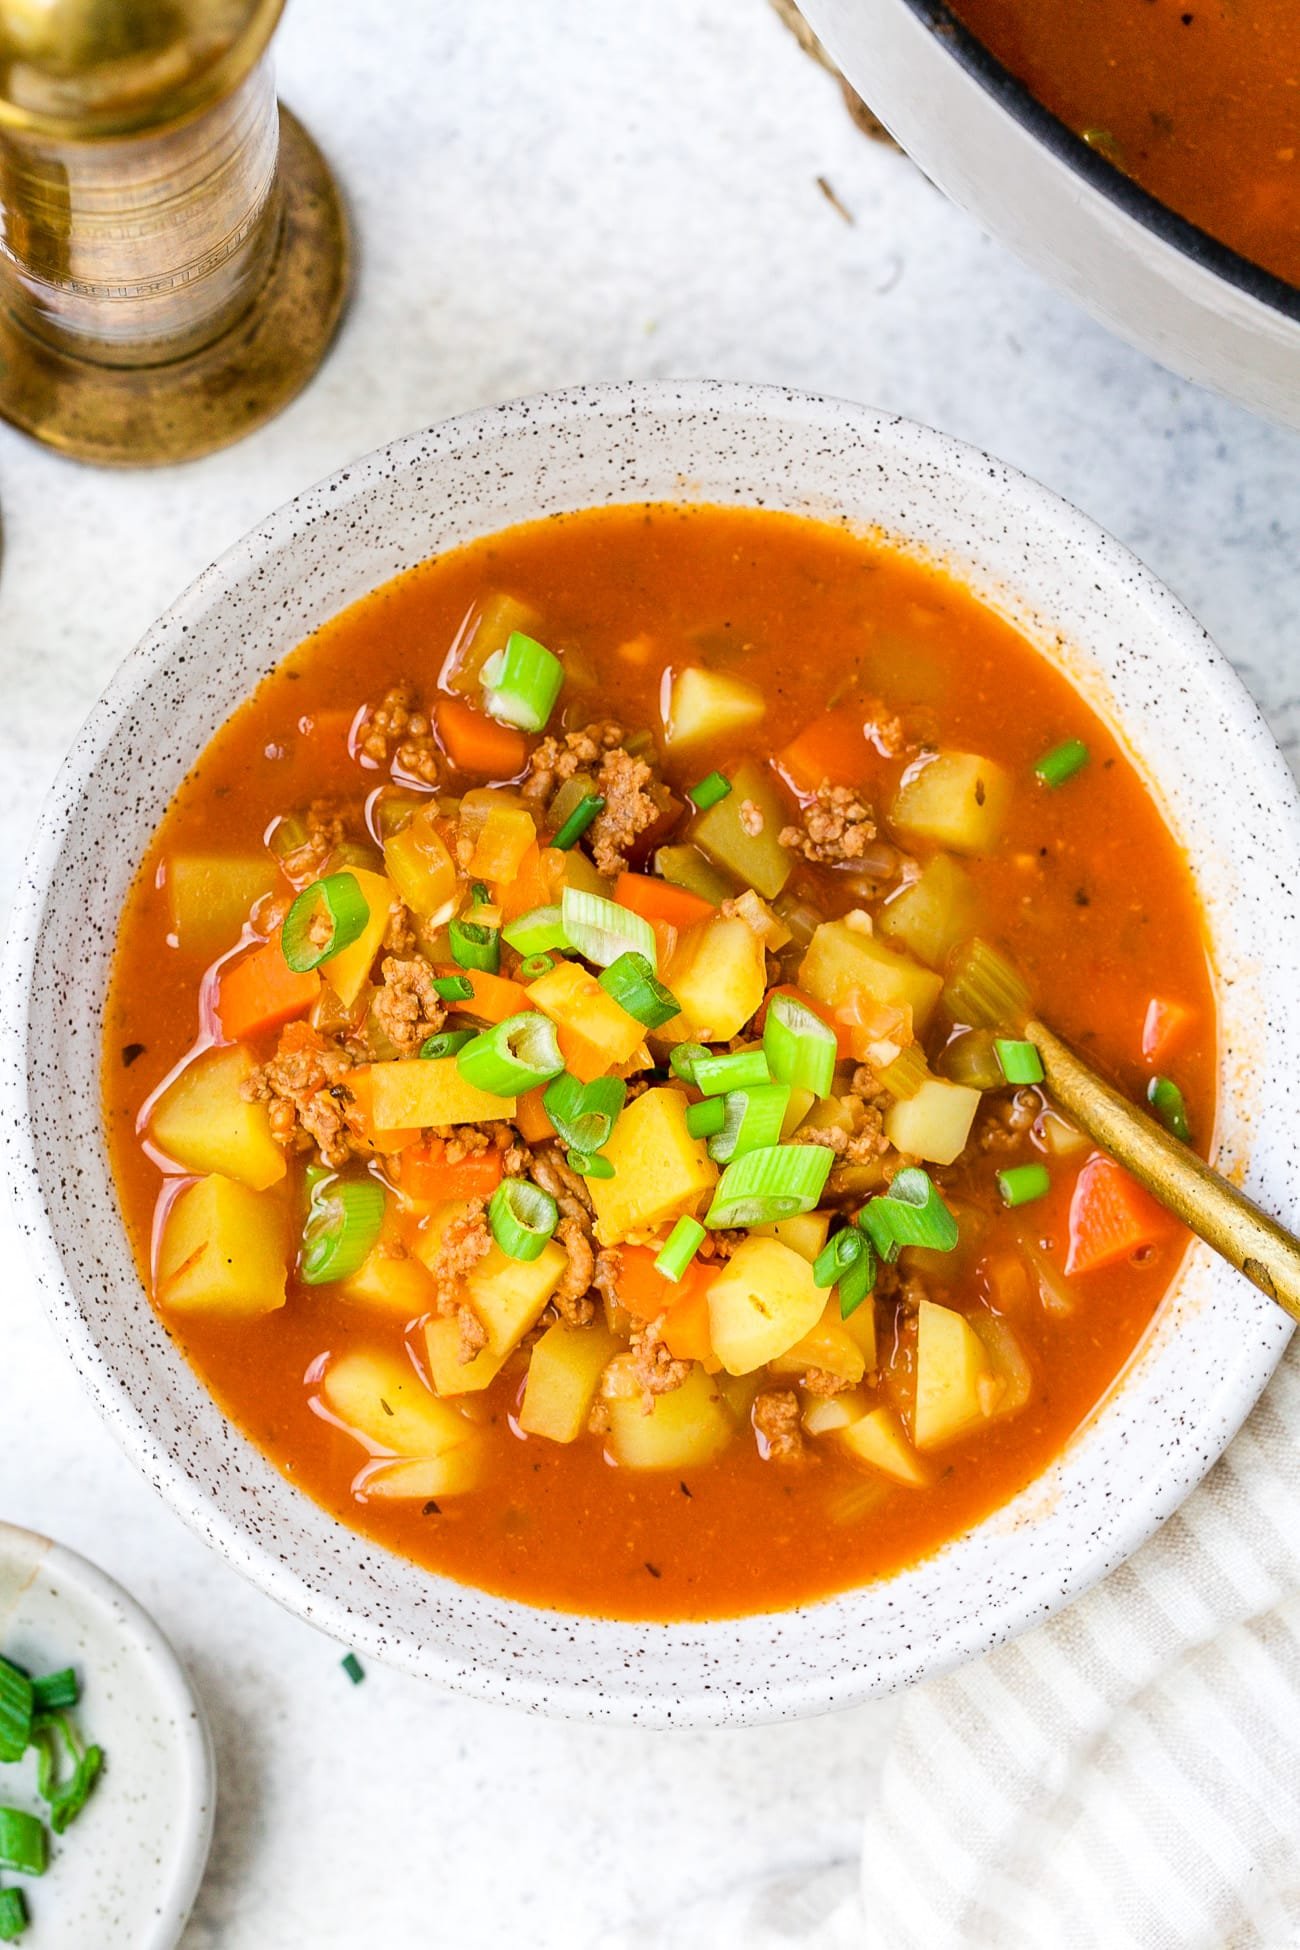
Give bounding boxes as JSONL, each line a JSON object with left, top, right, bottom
{"left": 942, "top": 937, "right": 1031, "bottom": 1031}
{"left": 0, "top": 1661, "right": 32, "bottom": 1765}
{"left": 282, "top": 871, "right": 369, "bottom": 973}
{"left": 692, "top": 1047, "right": 771, "bottom": 1097}
{"left": 543, "top": 1072, "right": 627, "bottom": 1152}
{"left": 449, "top": 913, "right": 500, "bottom": 974}
{"left": 859, "top": 1167, "right": 959, "bottom": 1261}
{"left": 763, "top": 991, "right": 836, "bottom": 1099}
{"left": 1148, "top": 1075, "right": 1191, "bottom": 1142}
{"left": 301, "top": 1175, "right": 386, "bottom": 1285}
{"left": 837, "top": 1237, "right": 877, "bottom": 1319}
{"left": 598, "top": 952, "right": 680, "bottom": 1029}
{"left": 997, "top": 1163, "right": 1051, "bottom": 1208}
{"left": 431, "top": 973, "right": 474, "bottom": 1003}
{"left": 669, "top": 1042, "right": 709, "bottom": 1085}
{"left": 33, "top": 1714, "right": 101, "bottom": 1835}
{"left": 0, "top": 1811, "right": 46, "bottom": 1879}
{"left": 1034, "top": 738, "right": 1090, "bottom": 788}
{"left": 418, "top": 1028, "right": 476, "bottom": 1060}
{"left": 705, "top": 1143, "right": 833, "bottom": 1228}
{"left": 552, "top": 792, "right": 605, "bottom": 851}
{"left": 502, "top": 903, "right": 569, "bottom": 957}
{"left": 30, "top": 1671, "right": 77, "bottom": 1714}
{"left": 518, "top": 952, "right": 556, "bottom": 979}
{"left": 995, "top": 1037, "right": 1045, "bottom": 1086}
{"left": 459, "top": 1011, "right": 564, "bottom": 1096}
{"left": 686, "top": 1096, "right": 727, "bottom": 1140}
{"left": 480, "top": 630, "right": 564, "bottom": 733}
{"left": 560, "top": 886, "right": 657, "bottom": 970}
{"left": 566, "top": 1149, "right": 616, "bottom": 1179}
{"left": 489, "top": 1177, "right": 559, "bottom": 1261}
{"left": 341, "top": 1653, "right": 364, "bottom": 1685}
{"left": 813, "top": 1226, "right": 863, "bottom": 1290}
{"left": 655, "top": 1216, "right": 706, "bottom": 1281}
{"left": 688, "top": 771, "right": 731, "bottom": 812}
{"left": 708, "top": 1083, "right": 792, "bottom": 1164}
{"left": 0, "top": 1889, "right": 27, "bottom": 1940}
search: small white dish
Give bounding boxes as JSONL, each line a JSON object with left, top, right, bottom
{"left": 0, "top": 1522, "right": 213, "bottom": 1949}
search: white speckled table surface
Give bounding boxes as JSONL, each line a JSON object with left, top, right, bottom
{"left": 2, "top": 3, "right": 1299, "bottom": 1945}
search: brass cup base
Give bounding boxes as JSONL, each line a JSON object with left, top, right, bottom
{"left": 0, "top": 106, "right": 349, "bottom": 467}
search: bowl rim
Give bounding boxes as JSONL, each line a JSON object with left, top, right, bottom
{"left": 894, "top": 0, "right": 1300, "bottom": 324}
{"left": 3, "top": 377, "right": 1298, "bottom": 1724}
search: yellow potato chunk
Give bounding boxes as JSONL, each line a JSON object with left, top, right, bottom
{"left": 838, "top": 1405, "right": 932, "bottom": 1486}
{"left": 589, "top": 1087, "right": 717, "bottom": 1246}
{"left": 425, "top": 1238, "right": 567, "bottom": 1395}
{"left": 705, "top": 1237, "right": 825, "bottom": 1375}
{"left": 841, "top": 1294, "right": 877, "bottom": 1371}
{"left": 156, "top": 1174, "right": 287, "bottom": 1317}
{"left": 319, "top": 868, "right": 395, "bottom": 1007}
{"left": 799, "top": 920, "right": 943, "bottom": 1034}
{"left": 356, "top": 1447, "right": 482, "bottom": 1500}
{"left": 366, "top": 1058, "right": 513, "bottom": 1135}
{"left": 343, "top": 1239, "right": 436, "bottom": 1317}
{"left": 751, "top": 1209, "right": 830, "bottom": 1261}
{"left": 148, "top": 1044, "right": 286, "bottom": 1191}
{"left": 767, "top": 1296, "right": 867, "bottom": 1385}
{"left": 914, "top": 1300, "right": 994, "bottom": 1450}
{"left": 382, "top": 810, "right": 457, "bottom": 923}
{"left": 889, "top": 751, "right": 1013, "bottom": 855}
{"left": 526, "top": 959, "right": 644, "bottom": 1082}
{"left": 520, "top": 1321, "right": 621, "bottom": 1443}
{"left": 663, "top": 666, "right": 765, "bottom": 749}
{"left": 320, "top": 1348, "right": 476, "bottom": 1457}
{"left": 660, "top": 915, "right": 767, "bottom": 1044}
{"left": 606, "top": 1364, "right": 734, "bottom": 1470}
{"left": 165, "top": 853, "right": 275, "bottom": 960}
{"left": 876, "top": 854, "right": 979, "bottom": 969}
{"left": 883, "top": 1077, "right": 981, "bottom": 1166}
{"left": 802, "top": 1387, "right": 869, "bottom": 1436}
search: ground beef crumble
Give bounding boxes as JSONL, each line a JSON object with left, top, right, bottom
{"left": 753, "top": 1388, "right": 805, "bottom": 1461}
{"left": 630, "top": 1317, "right": 692, "bottom": 1408}
{"left": 278, "top": 800, "right": 346, "bottom": 884}
{"left": 357, "top": 682, "right": 442, "bottom": 787}
{"left": 521, "top": 721, "right": 625, "bottom": 803}
{"left": 370, "top": 955, "right": 447, "bottom": 1055}
{"left": 241, "top": 1024, "right": 361, "bottom": 1168}
{"left": 779, "top": 782, "right": 877, "bottom": 864}
{"left": 588, "top": 747, "right": 671, "bottom": 876}
{"left": 428, "top": 1198, "right": 492, "bottom": 1319}
{"left": 978, "top": 1089, "right": 1039, "bottom": 1154}
{"left": 803, "top": 1366, "right": 854, "bottom": 1397}
{"left": 529, "top": 1145, "right": 595, "bottom": 1222}
{"left": 551, "top": 1216, "right": 597, "bottom": 1327}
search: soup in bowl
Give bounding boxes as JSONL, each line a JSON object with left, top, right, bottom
{"left": 5, "top": 383, "right": 1298, "bottom": 1721}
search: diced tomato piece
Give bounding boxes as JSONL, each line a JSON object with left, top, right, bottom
{"left": 436, "top": 695, "right": 529, "bottom": 777}
{"left": 614, "top": 872, "right": 715, "bottom": 931}
{"left": 1142, "top": 997, "right": 1196, "bottom": 1064}
{"left": 1065, "top": 1153, "right": 1170, "bottom": 1275}
{"left": 216, "top": 936, "right": 319, "bottom": 1042}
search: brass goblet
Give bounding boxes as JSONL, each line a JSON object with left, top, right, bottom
{"left": 0, "top": 0, "right": 349, "bottom": 465}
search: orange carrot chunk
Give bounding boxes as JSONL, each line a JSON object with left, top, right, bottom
{"left": 216, "top": 936, "right": 320, "bottom": 1042}
{"left": 776, "top": 708, "right": 871, "bottom": 795}
{"left": 436, "top": 695, "right": 530, "bottom": 777}
{"left": 403, "top": 1138, "right": 504, "bottom": 1204}
{"left": 438, "top": 967, "right": 532, "bottom": 1024}
{"left": 1142, "top": 996, "right": 1195, "bottom": 1065}
{"left": 613, "top": 871, "right": 715, "bottom": 932}
{"left": 1065, "top": 1153, "right": 1169, "bottom": 1276}
{"left": 660, "top": 1269, "right": 721, "bottom": 1371}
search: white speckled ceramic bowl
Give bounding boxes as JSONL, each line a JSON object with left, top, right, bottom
{"left": 0, "top": 1522, "right": 214, "bottom": 1947}
{"left": 3, "top": 382, "right": 1299, "bottom": 1726}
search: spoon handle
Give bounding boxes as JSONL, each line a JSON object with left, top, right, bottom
{"left": 1026, "top": 1018, "right": 1300, "bottom": 1325}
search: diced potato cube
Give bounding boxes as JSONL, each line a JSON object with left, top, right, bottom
{"left": 890, "top": 752, "right": 1012, "bottom": 855}
{"left": 320, "top": 1347, "right": 479, "bottom": 1457}
{"left": 383, "top": 809, "right": 457, "bottom": 923}
{"left": 606, "top": 1363, "right": 734, "bottom": 1470}
{"left": 520, "top": 1321, "right": 621, "bottom": 1443}
{"left": 156, "top": 1174, "right": 287, "bottom": 1317}
{"left": 884, "top": 1077, "right": 981, "bottom": 1166}
{"left": 526, "top": 959, "right": 644, "bottom": 1081}
{"left": 148, "top": 1044, "right": 286, "bottom": 1190}
{"left": 589, "top": 1087, "right": 717, "bottom": 1245}
{"left": 841, "top": 1296, "right": 877, "bottom": 1370}
{"left": 751, "top": 1209, "right": 830, "bottom": 1261}
{"left": 366, "top": 1058, "right": 514, "bottom": 1135}
{"left": 690, "top": 759, "right": 791, "bottom": 899}
{"left": 799, "top": 920, "right": 943, "bottom": 1034}
{"left": 837, "top": 1405, "right": 932, "bottom": 1486}
{"left": 654, "top": 843, "right": 737, "bottom": 905}
{"left": 659, "top": 915, "right": 766, "bottom": 1045}
{"left": 425, "top": 1238, "right": 567, "bottom": 1395}
{"left": 876, "top": 854, "right": 979, "bottom": 969}
{"left": 969, "top": 1314, "right": 1033, "bottom": 1418}
{"left": 663, "top": 666, "right": 765, "bottom": 749}
{"left": 767, "top": 1296, "right": 867, "bottom": 1385}
{"left": 706, "top": 1237, "right": 824, "bottom": 1375}
{"left": 459, "top": 789, "right": 537, "bottom": 882}
{"left": 449, "top": 592, "right": 542, "bottom": 695}
{"left": 356, "top": 1447, "right": 482, "bottom": 1499}
{"left": 913, "top": 1300, "right": 994, "bottom": 1449}
{"left": 320, "top": 869, "right": 396, "bottom": 1007}
{"left": 165, "top": 853, "right": 275, "bottom": 960}
{"left": 343, "top": 1234, "right": 436, "bottom": 1317}
{"left": 803, "top": 1387, "right": 869, "bottom": 1436}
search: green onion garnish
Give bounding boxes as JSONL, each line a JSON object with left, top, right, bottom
{"left": 543, "top": 1072, "right": 627, "bottom": 1153}
{"left": 502, "top": 904, "right": 569, "bottom": 958}
{"left": 489, "top": 1177, "right": 559, "bottom": 1261}
{"left": 566, "top": 1149, "right": 615, "bottom": 1179}
{"left": 560, "top": 887, "right": 657, "bottom": 970}
{"left": 994, "top": 1037, "right": 1045, "bottom": 1086}
{"left": 341, "top": 1653, "right": 364, "bottom": 1685}
{"left": 449, "top": 913, "right": 500, "bottom": 974}
{"left": 688, "top": 771, "right": 731, "bottom": 812}
{"left": 0, "top": 1811, "right": 46, "bottom": 1880}
{"left": 705, "top": 1143, "right": 833, "bottom": 1228}
{"left": 669, "top": 1042, "right": 709, "bottom": 1085}
{"left": 655, "top": 1216, "right": 706, "bottom": 1281}
{"left": 0, "top": 1663, "right": 32, "bottom": 1766}
{"left": 685, "top": 1097, "right": 727, "bottom": 1140}
{"left": 997, "top": 1162, "right": 1051, "bottom": 1207}
{"left": 1034, "top": 738, "right": 1090, "bottom": 788}
{"left": 692, "top": 1047, "right": 771, "bottom": 1097}
{"left": 431, "top": 973, "right": 475, "bottom": 1003}
{"left": 32, "top": 1714, "right": 101, "bottom": 1835}
{"left": 707, "top": 1083, "right": 792, "bottom": 1165}
{"left": 418, "top": 1028, "right": 476, "bottom": 1060}
{"left": 480, "top": 630, "right": 564, "bottom": 733}
{"left": 300, "top": 1175, "right": 386, "bottom": 1285}
{"left": 519, "top": 952, "right": 556, "bottom": 980}
{"left": 598, "top": 952, "right": 680, "bottom": 1029}
{"left": 458, "top": 1011, "right": 565, "bottom": 1096}
{"left": 552, "top": 792, "right": 605, "bottom": 851}
{"left": 942, "top": 937, "right": 1031, "bottom": 1031}
{"left": 30, "top": 1671, "right": 77, "bottom": 1715}
{"left": 836, "top": 1236, "right": 877, "bottom": 1319}
{"left": 0, "top": 1889, "right": 27, "bottom": 1940}
{"left": 859, "top": 1167, "right": 959, "bottom": 1260}
{"left": 281, "top": 871, "right": 369, "bottom": 973}
{"left": 1148, "top": 1075, "right": 1191, "bottom": 1142}
{"left": 813, "top": 1226, "right": 862, "bottom": 1289}
{"left": 763, "top": 991, "right": 836, "bottom": 1099}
